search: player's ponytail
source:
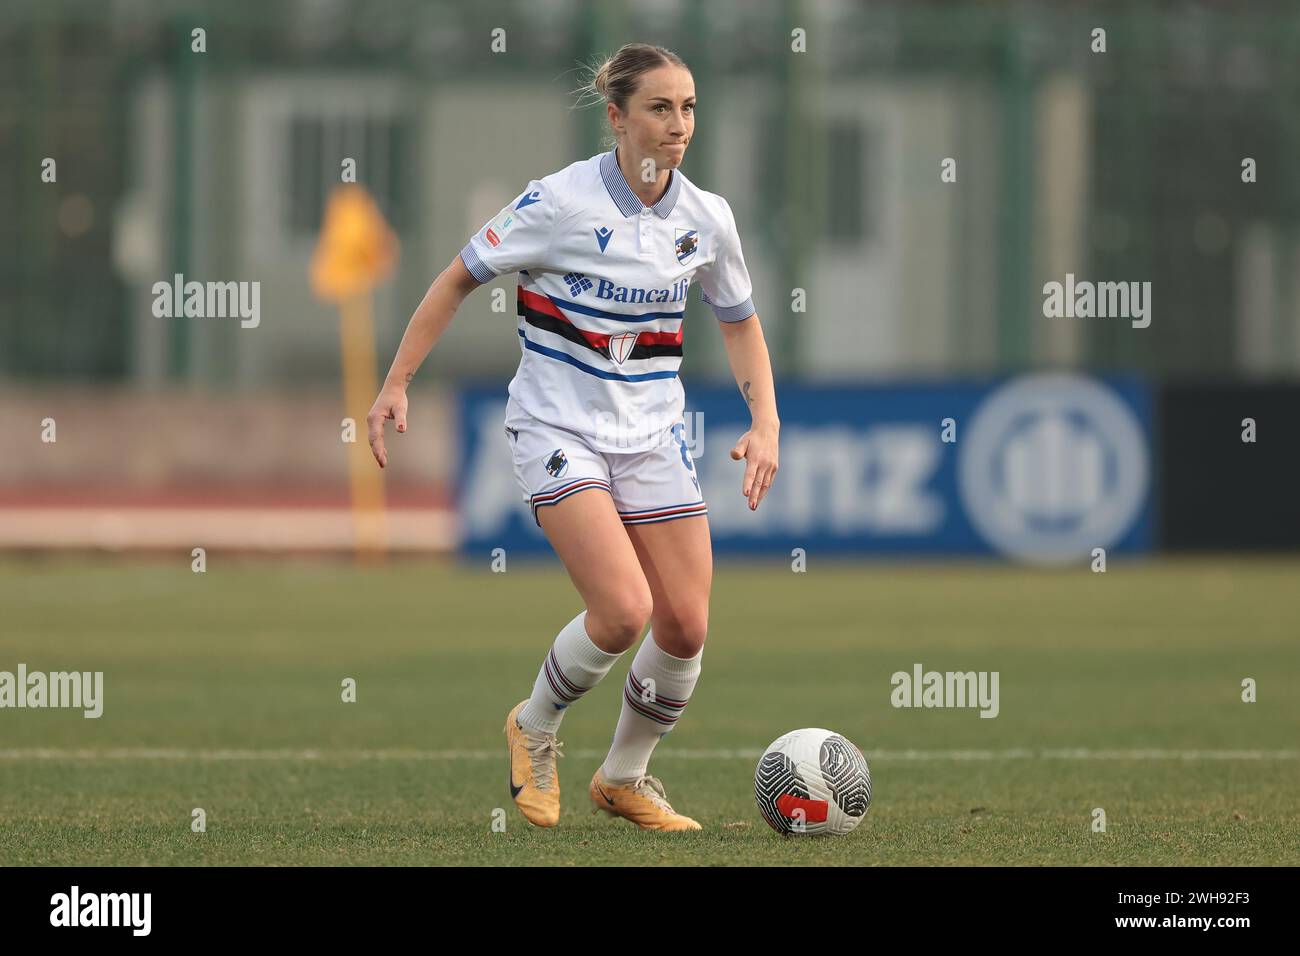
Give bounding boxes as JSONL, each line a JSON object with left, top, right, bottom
{"left": 592, "top": 56, "right": 613, "bottom": 100}
{"left": 572, "top": 43, "right": 690, "bottom": 147}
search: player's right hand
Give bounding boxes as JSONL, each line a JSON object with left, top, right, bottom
{"left": 366, "top": 385, "right": 409, "bottom": 469}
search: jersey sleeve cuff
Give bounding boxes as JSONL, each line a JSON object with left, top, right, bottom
{"left": 703, "top": 294, "right": 755, "bottom": 323}
{"left": 459, "top": 242, "right": 498, "bottom": 284}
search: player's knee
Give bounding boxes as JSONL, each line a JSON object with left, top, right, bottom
{"left": 587, "top": 592, "right": 653, "bottom": 653}
{"left": 652, "top": 610, "right": 708, "bottom": 659}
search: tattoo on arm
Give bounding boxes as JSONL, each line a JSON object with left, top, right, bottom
{"left": 742, "top": 380, "right": 754, "bottom": 404}
{"left": 404, "top": 372, "right": 415, "bottom": 384}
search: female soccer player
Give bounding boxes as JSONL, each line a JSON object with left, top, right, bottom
{"left": 367, "top": 43, "right": 779, "bottom": 831}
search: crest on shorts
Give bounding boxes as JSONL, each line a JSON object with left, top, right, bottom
{"left": 674, "top": 228, "right": 698, "bottom": 264}
{"left": 608, "top": 331, "right": 639, "bottom": 366}
{"left": 543, "top": 449, "right": 569, "bottom": 478}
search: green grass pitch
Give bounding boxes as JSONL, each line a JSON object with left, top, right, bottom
{"left": 1, "top": 556, "right": 1296, "bottom": 866}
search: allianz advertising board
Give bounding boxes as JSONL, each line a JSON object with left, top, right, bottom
{"left": 457, "top": 373, "right": 1152, "bottom": 563}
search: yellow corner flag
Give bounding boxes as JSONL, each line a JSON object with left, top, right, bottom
{"left": 311, "top": 185, "right": 400, "bottom": 562}
{"left": 311, "top": 185, "right": 400, "bottom": 303}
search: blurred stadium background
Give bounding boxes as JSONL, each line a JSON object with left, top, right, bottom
{"left": 1, "top": 0, "right": 1297, "bottom": 557}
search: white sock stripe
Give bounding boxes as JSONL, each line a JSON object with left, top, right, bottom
{"left": 621, "top": 683, "right": 679, "bottom": 726}
{"left": 542, "top": 651, "right": 583, "bottom": 702}
{"left": 623, "top": 670, "right": 688, "bottom": 714}
{"left": 599, "top": 639, "right": 704, "bottom": 782}
{"left": 521, "top": 611, "right": 621, "bottom": 733}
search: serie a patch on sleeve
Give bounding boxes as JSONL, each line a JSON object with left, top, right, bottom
{"left": 485, "top": 208, "right": 517, "bottom": 247}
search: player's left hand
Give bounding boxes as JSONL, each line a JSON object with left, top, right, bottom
{"left": 730, "top": 422, "right": 779, "bottom": 511}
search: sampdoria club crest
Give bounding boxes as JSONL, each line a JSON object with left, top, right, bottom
{"left": 674, "top": 229, "right": 698, "bottom": 264}
{"left": 543, "top": 449, "right": 569, "bottom": 478}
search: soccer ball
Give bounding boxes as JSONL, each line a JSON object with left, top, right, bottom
{"left": 754, "top": 728, "right": 871, "bottom": 836}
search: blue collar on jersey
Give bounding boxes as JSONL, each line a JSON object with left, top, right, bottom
{"left": 600, "top": 145, "right": 682, "bottom": 219}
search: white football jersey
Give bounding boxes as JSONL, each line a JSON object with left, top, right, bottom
{"left": 459, "top": 146, "right": 755, "bottom": 453}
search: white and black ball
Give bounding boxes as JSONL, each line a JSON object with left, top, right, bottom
{"left": 754, "top": 728, "right": 871, "bottom": 836}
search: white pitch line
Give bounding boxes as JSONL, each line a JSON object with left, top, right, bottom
{"left": 0, "top": 748, "right": 1295, "bottom": 762}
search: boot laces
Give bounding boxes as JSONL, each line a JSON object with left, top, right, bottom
{"left": 632, "top": 774, "right": 674, "bottom": 812}
{"left": 523, "top": 733, "right": 563, "bottom": 791}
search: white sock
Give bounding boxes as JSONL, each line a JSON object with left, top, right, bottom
{"left": 600, "top": 632, "right": 702, "bottom": 784}
{"left": 518, "top": 610, "right": 623, "bottom": 735}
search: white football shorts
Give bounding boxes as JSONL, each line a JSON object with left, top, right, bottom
{"left": 503, "top": 408, "right": 708, "bottom": 528}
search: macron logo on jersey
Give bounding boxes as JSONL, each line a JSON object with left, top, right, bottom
{"left": 515, "top": 190, "right": 542, "bottom": 209}
{"left": 594, "top": 226, "right": 613, "bottom": 253}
